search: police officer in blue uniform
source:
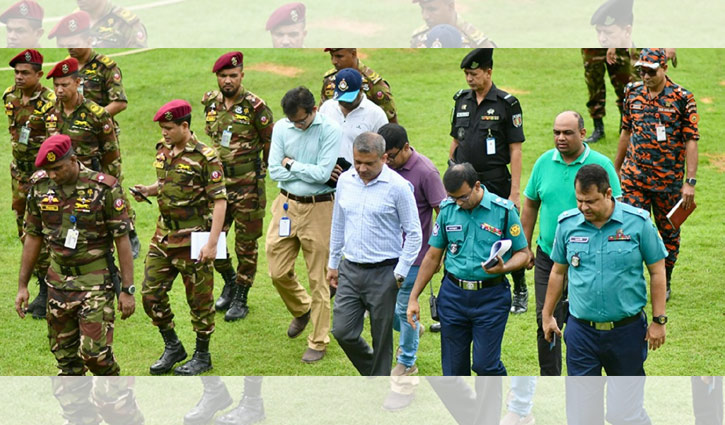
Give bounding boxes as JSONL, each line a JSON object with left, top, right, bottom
{"left": 449, "top": 48, "right": 529, "bottom": 315}
{"left": 407, "top": 163, "right": 528, "bottom": 376}
{"left": 542, "top": 164, "right": 668, "bottom": 376}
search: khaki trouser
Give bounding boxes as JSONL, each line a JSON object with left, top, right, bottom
{"left": 265, "top": 194, "right": 332, "bottom": 350}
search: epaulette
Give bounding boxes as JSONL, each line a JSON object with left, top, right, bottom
{"left": 359, "top": 65, "right": 382, "bottom": 84}
{"left": 2, "top": 85, "right": 14, "bottom": 101}
{"left": 42, "top": 89, "right": 56, "bottom": 103}
{"left": 453, "top": 89, "right": 470, "bottom": 101}
{"left": 244, "top": 90, "right": 266, "bottom": 111}
{"left": 621, "top": 203, "right": 650, "bottom": 220}
{"left": 491, "top": 195, "right": 514, "bottom": 210}
{"left": 498, "top": 90, "right": 519, "bottom": 107}
{"left": 201, "top": 90, "right": 220, "bottom": 106}
{"left": 440, "top": 197, "right": 455, "bottom": 208}
{"left": 112, "top": 6, "right": 140, "bottom": 24}
{"left": 30, "top": 169, "right": 48, "bottom": 184}
{"left": 94, "top": 53, "right": 117, "bottom": 69}
{"left": 626, "top": 81, "right": 644, "bottom": 91}
{"left": 323, "top": 68, "right": 337, "bottom": 78}
{"left": 155, "top": 140, "right": 166, "bottom": 151}
{"left": 558, "top": 207, "right": 582, "bottom": 223}
{"left": 196, "top": 142, "right": 217, "bottom": 161}
{"left": 86, "top": 100, "right": 106, "bottom": 118}
{"left": 90, "top": 172, "right": 117, "bottom": 187}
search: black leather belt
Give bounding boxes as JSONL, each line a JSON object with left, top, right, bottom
{"left": 347, "top": 258, "right": 398, "bottom": 269}
{"left": 573, "top": 311, "right": 644, "bottom": 331}
{"left": 446, "top": 272, "right": 504, "bottom": 290}
{"left": 280, "top": 189, "right": 334, "bottom": 204}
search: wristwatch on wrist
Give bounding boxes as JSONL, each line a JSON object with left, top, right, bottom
{"left": 685, "top": 178, "right": 697, "bottom": 186}
{"left": 121, "top": 285, "right": 136, "bottom": 295}
{"left": 652, "top": 315, "right": 668, "bottom": 325}
{"left": 284, "top": 159, "right": 295, "bottom": 171}
{"left": 394, "top": 273, "right": 405, "bottom": 284}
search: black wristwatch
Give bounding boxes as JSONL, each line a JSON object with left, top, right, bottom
{"left": 121, "top": 285, "right": 136, "bottom": 295}
{"left": 652, "top": 315, "right": 668, "bottom": 325}
{"left": 284, "top": 159, "right": 295, "bottom": 171}
{"left": 685, "top": 178, "right": 697, "bottom": 186}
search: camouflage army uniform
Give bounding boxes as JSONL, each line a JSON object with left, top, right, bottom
{"left": 201, "top": 87, "right": 273, "bottom": 289}
{"left": 411, "top": 15, "right": 493, "bottom": 48}
{"left": 620, "top": 77, "right": 700, "bottom": 269}
{"left": 52, "top": 376, "right": 144, "bottom": 425}
{"left": 141, "top": 135, "right": 227, "bottom": 337}
{"left": 581, "top": 48, "right": 638, "bottom": 119}
{"left": 89, "top": 2, "right": 148, "bottom": 48}
{"left": 24, "top": 163, "right": 131, "bottom": 375}
{"left": 321, "top": 61, "right": 397, "bottom": 122}
{"left": 78, "top": 51, "right": 128, "bottom": 135}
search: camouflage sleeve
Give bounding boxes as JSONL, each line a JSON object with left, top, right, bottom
{"left": 371, "top": 80, "right": 397, "bottom": 122}
{"left": 123, "top": 19, "right": 148, "bottom": 48}
{"left": 681, "top": 91, "right": 700, "bottom": 141}
{"left": 204, "top": 157, "right": 227, "bottom": 201}
{"left": 621, "top": 85, "right": 633, "bottom": 132}
{"left": 96, "top": 112, "right": 121, "bottom": 177}
{"left": 23, "top": 184, "right": 42, "bottom": 237}
{"left": 253, "top": 103, "right": 274, "bottom": 144}
{"left": 321, "top": 77, "right": 334, "bottom": 104}
{"left": 103, "top": 65, "right": 128, "bottom": 103}
{"left": 103, "top": 182, "right": 131, "bottom": 237}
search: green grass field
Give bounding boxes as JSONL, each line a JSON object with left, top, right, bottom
{"left": 0, "top": 48, "right": 723, "bottom": 377}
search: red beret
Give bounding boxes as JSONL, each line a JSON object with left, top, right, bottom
{"left": 324, "top": 48, "right": 343, "bottom": 52}
{"left": 266, "top": 2, "right": 306, "bottom": 31}
{"left": 212, "top": 51, "right": 243, "bottom": 73}
{"left": 47, "top": 58, "right": 79, "bottom": 79}
{"left": 0, "top": 1, "right": 44, "bottom": 24}
{"left": 9, "top": 49, "right": 43, "bottom": 67}
{"left": 48, "top": 11, "right": 90, "bottom": 39}
{"left": 36, "top": 134, "right": 72, "bottom": 168}
{"left": 154, "top": 99, "right": 192, "bottom": 122}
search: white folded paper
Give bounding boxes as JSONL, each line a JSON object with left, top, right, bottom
{"left": 482, "top": 239, "right": 512, "bottom": 269}
{"left": 191, "top": 232, "right": 227, "bottom": 260}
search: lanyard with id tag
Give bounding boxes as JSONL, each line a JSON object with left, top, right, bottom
{"left": 279, "top": 202, "right": 291, "bottom": 237}
{"left": 18, "top": 122, "right": 30, "bottom": 145}
{"left": 65, "top": 214, "right": 79, "bottom": 249}
{"left": 221, "top": 126, "right": 232, "bottom": 148}
{"left": 486, "top": 129, "right": 496, "bottom": 155}
{"left": 656, "top": 123, "right": 667, "bottom": 142}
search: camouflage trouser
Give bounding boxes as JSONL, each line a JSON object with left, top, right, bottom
{"left": 47, "top": 286, "right": 119, "bottom": 376}
{"left": 620, "top": 179, "right": 681, "bottom": 269}
{"left": 142, "top": 244, "right": 215, "bottom": 336}
{"left": 581, "top": 48, "right": 636, "bottom": 119}
{"left": 214, "top": 178, "right": 266, "bottom": 288}
{"left": 11, "top": 167, "right": 50, "bottom": 274}
{"left": 51, "top": 376, "right": 145, "bottom": 425}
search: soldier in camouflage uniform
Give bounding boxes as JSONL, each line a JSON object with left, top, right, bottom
{"left": 132, "top": 100, "right": 227, "bottom": 376}
{"left": 76, "top": 0, "right": 148, "bottom": 48}
{"left": 615, "top": 49, "right": 699, "bottom": 303}
{"left": 15, "top": 134, "right": 136, "bottom": 376}
{"left": 51, "top": 376, "right": 145, "bottom": 425}
{"left": 320, "top": 48, "right": 397, "bottom": 123}
{"left": 410, "top": 0, "right": 495, "bottom": 49}
{"left": 202, "top": 51, "right": 274, "bottom": 322}
{"left": 0, "top": 0, "right": 45, "bottom": 48}
{"left": 4, "top": 49, "right": 54, "bottom": 319}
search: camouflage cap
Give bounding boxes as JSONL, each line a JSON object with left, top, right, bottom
{"left": 48, "top": 11, "right": 90, "bottom": 39}
{"left": 590, "top": 0, "right": 634, "bottom": 27}
{"left": 425, "top": 24, "right": 463, "bottom": 48}
{"left": 9, "top": 48, "right": 43, "bottom": 67}
{"left": 212, "top": 51, "right": 244, "bottom": 73}
{"left": 36, "top": 134, "right": 72, "bottom": 168}
{"left": 46, "top": 58, "right": 79, "bottom": 79}
{"left": 266, "top": 2, "right": 306, "bottom": 30}
{"left": 0, "top": 1, "right": 44, "bottom": 24}
{"left": 154, "top": 99, "right": 192, "bottom": 122}
{"left": 635, "top": 48, "right": 667, "bottom": 69}
{"left": 460, "top": 48, "right": 493, "bottom": 69}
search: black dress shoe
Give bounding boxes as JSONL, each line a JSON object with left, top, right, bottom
{"left": 430, "top": 322, "right": 441, "bottom": 332}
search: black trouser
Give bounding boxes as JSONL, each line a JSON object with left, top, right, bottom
{"left": 534, "top": 246, "right": 566, "bottom": 376}
{"left": 481, "top": 172, "right": 526, "bottom": 293}
{"left": 692, "top": 377, "right": 724, "bottom": 425}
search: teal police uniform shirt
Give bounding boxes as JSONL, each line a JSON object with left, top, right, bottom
{"left": 551, "top": 200, "right": 668, "bottom": 322}
{"left": 429, "top": 188, "right": 527, "bottom": 281}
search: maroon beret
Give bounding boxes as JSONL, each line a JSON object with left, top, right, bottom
{"left": 0, "top": 1, "right": 44, "bottom": 24}
{"left": 212, "top": 51, "right": 244, "bottom": 73}
{"left": 9, "top": 49, "right": 43, "bottom": 67}
{"left": 48, "top": 11, "right": 90, "bottom": 39}
{"left": 266, "top": 2, "right": 306, "bottom": 31}
{"left": 154, "top": 99, "right": 192, "bottom": 122}
{"left": 46, "top": 58, "right": 79, "bottom": 79}
{"left": 36, "top": 134, "right": 72, "bottom": 168}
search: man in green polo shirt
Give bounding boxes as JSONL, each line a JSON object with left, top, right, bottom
{"left": 520, "top": 110, "right": 620, "bottom": 376}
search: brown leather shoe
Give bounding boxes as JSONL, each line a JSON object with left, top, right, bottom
{"left": 287, "top": 310, "right": 311, "bottom": 338}
{"left": 301, "top": 347, "right": 326, "bottom": 363}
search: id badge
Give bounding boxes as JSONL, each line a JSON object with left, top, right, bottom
{"left": 77, "top": 82, "right": 84, "bottom": 96}
{"left": 64, "top": 228, "right": 79, "bottom": 249}
{"left": 18, "top": 125, "right": 30, "bottom": 145}
{"left": 486, "top": 136, "right": 496, "bottom": 155}
{"left": 656, "top": 125, "right": 666, "bottom": 142}
{"left": 220, "top": 130, "right": 232, "bottom": 148}
{"left": 279, "top": 216, "right": 291, "bottom": 237}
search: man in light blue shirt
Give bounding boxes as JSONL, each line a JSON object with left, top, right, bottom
{"left": 266, "top": 86, "right": 341, "bottom": 364}
{"left": 327, "top": 132, "right": 422, "bottom": 376}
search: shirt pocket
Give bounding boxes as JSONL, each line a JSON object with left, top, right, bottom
{"left": 565, "top": 241, "right": 590, "bottom": 265}
{"left": 606, "top": 241, "right": 641, "bottom": 269}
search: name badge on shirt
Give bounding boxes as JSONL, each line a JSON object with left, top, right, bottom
{"left": 456, "top": 112, "right": 470, "bottom": 118}
{"left": 569, "top": 236, "right": 589, "bottom": 243}
{"left": 486, "top": 136, "right": 496, "bottom": 155}
{"left": 220, "top": 129, "right": 232, "bottom": 148}
{"left": 65, "top": 228, "right": 79, "bottom": 249}
{"left": 445, "top": 225, "right": 462, "bottom": 232}
{"left": 656, "top": 125, "right": 666, "bottom": 142}
{"left": 279, "top": 216, "right": 291, "bottom": 237}
{"left": 18, "top": 125, "right": 30, "bottom": 145}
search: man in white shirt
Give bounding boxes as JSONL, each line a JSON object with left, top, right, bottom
{"left": 319, "top": 68, "right": 388, "bottom": 164}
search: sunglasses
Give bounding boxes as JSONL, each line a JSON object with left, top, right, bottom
{"left": 637, "top": 67, "right": 659, "bottom": 77}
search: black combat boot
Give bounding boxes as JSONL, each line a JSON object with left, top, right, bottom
{"left": 215, "top": 396, "right": 265, "bottom": 425}
{"left": 175, "top": 335, "right": 213, "bottom": 376}
{"left": 184, "top": 377, "right": 233, "bottom": 425}
{"left": 215, "top": 270, "right": 236, "bottom": 311}
{"left": 510, "top": 272, "right": 528, "bottom": 314}
{"left": 129, "top": 229, "right": 141, "bottom": 260}
{"left": 225, "top": 285, "right": 250, "bottom": 322}
{"left": 27, "top": 273, "right": 48, "bottom": 319}
{"left": 584, "top": 118, "right": 605, "bottom": 144}
{"left": 665, "top": 265, "right": 673, "bottom": 302}
{"left": 150, "top": 328, "right": 187, "bottom": 375}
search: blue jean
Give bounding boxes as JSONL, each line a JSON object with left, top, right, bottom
{"left": 509, "top": 376, "right": 537, "bottom": 416}
{"left": 393, "top": 265, "right": 420, "bottom": 367}
{"left": 566, "top": 376, "right": 650, "bottom": 425}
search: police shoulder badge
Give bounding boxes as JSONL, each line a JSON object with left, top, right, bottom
{"left": 509, "top": 224, "right": 521, "bottom": 237}
{"left": 512, "top": 113, "right": 523, "bottom": 128}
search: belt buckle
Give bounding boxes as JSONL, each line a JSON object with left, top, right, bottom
{"left": 463, "top": 280, "right": 476, "bottom": 290}
{"left": 594, "top": 322, "right": 614, "bottom": 331}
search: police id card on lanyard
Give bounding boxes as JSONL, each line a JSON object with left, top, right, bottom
{"left": 65, "top": 214, "right": 79, "bottom": 249}
{"left": 279, "top": 202, "right": 291, "bottom": 237}
{"left": 486, "top": 129, "right": 496, "bottom": 155}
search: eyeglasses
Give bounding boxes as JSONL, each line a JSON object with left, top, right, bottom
{"left": 289, "top": 112, "right": 311, "bottom": 126}
{"left": 637, "top": 67, "right": 658, "bottom": 77}
{"left": 386, "top": 148, "right": 402, "bottom": 162}
{"left": 450, "top": 186, "right": 475, "bottom": 203}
